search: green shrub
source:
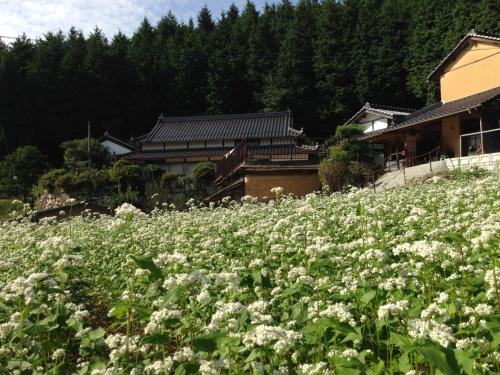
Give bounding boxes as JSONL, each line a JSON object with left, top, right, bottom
{"left": 329, "top": 145, "right": 352, "bottom": 163}
{"left": 108, "top": 160, "right": 143, "bottom": 189}
{"left": 37, "top": 169, "right": 68, "bottom": 191}
{"left": 0, "top": 145, "right": 49, "bottom": 199}
{"left": 161, "top": 173, "right": 185, "bottom": 192}
{"left": 450, "top": 166, "right": 490, "bottom": 182}
{"left": 143, "top": 164, "right": 163, "bottom": 180}
{"left": 318, "top": 157, "right": 349, "bottom": 191}
{"left": 144, "top": 180, "right": 168, "bottom": 211}
{"left": 192, "top": 162, "right": 215, "bottom": 191}
{"left": 0, "top": 199, "right": 23, "bottom": 221}
{"left": 104, "top": 186, "right": 140, "bottom": 209}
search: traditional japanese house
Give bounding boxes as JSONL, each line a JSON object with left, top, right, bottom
{"left": 346, "top": 30, "right": 500, "bottom": 170}
{"left": 122, "top": 111, "right": 318, "bottom": 174}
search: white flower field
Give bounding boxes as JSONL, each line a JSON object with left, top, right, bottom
{"left": 0, "top": 174, "right": 499, "bottom": 374}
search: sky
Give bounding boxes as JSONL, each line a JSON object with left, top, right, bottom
{"left": 0, "top": 0, "right": 283, "bottom": 41}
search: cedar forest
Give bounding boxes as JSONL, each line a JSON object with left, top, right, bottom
{"left": 0, "top": 0, "right": 499, "bottom": 163}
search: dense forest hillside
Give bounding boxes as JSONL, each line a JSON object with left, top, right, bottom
{"left": 0, "top": 0, "right": 499, "bottom": 163}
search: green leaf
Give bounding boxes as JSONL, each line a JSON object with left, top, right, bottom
{"left": 419, "top": 344, "right": 459, "bottom": 375}
{"left": 192, "top": 333, "right": 225, "bottom": 353}
{"left": 142, "top": 334, "right": 170, "bottom": 345}
{"left": 360, "top": 290, "right": 376, "bottom": 305}
{"left": 131, "top": 255, "right": 162, "bottom": 280}
{"left": 356, "top": 201, "right": 365, "bottom": 216}
{"left": 174, "top": 363, "right": 200, "bottom": 375}
{"left": 110, "top": 300, "right": 128, "bottom": 319}
{"left": 45, "top": 363, "right": 67, "bottom": 375}
{"left": 336, "top": 366, "right": 361, "bottom": 375}
{"left": 454, "top": 349, "right": 473, "bottom": 374}
{"left": 245, "top": 348, "right": 264, "bottom": 362}
{"left": 163, "top": 285, "right": 187, "bottom": 305}
{"left": 252, "top": 271, "right": 262, "bottom": 285}
{"left": 134, "top": 306, "right": 152, "bottom": 320}
{"left": 440, "top": 231, "right": 465, "bottom": 244}
{"left": 389, "top": 332, "right": 415, "bottom": 352}
{"left": 88, "top": 327, "right": 105, "bottom": 341}
{"left": 292, "top": 302, "right": 307, "bottom": 324}
{"left": 282, "top": 284, "right": 302, "bottom": 297}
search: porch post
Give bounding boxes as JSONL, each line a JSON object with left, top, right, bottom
{"left": 396, "top": 143, "right": 400, "bottom": 170}
{"left": 479, "top": 115, "right": 485, "bottom": 154}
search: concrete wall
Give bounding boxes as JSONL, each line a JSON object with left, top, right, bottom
{"left": 441, "top": 116, "right": 461, "bottom": 157}
{"left": 440, "top": 40, "right": 500, "bottom": 102}
{"left": 445, "top": 151, "right": 500, "bottom": 170}
{"left": 244, "top": 174, "right": 320, "bottom": 200}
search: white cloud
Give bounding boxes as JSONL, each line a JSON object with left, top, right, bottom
{"left": 0, "top": 0, "right": 276, "bottom": 41}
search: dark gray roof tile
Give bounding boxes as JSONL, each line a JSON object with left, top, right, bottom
{"left": 141, "top": 112, "right": 300, "bottom": 143}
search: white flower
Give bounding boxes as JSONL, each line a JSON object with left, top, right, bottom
{"left": 377, "top": 300, "right": 409, "bottom": 320}
{"left": 114, "top": 203, "right": 144, "bottom": 218}
{"left": 51, "top": 348, "right": 65, "bottom": 361}
{"left": 341, "top": 348, "right": 358, "bottom": 360}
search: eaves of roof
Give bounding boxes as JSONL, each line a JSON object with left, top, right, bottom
{"left": 428, "top": 29, "right": 500, "bottom": 81}
{"left": 360, "top": 86, "right": 500, "bottom": 140}
{"left": 120, "top": 145, "right": 318, "bottom": 161}
{"left": 344, "top": 102, "right": 414, "bottom": 125}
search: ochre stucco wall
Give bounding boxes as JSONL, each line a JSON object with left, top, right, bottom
{"left": 244, "top": 174, "right": 321, "bottom": 200}
{"left": 440, "top": 41, "right": 500, "bottom": 103}
{"left": 441, "top": 116, "right": 461, "bottom": 157}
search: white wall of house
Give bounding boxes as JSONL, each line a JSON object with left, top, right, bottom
{"left": 272, "top": 137, "right": 294, "bottom": 145}
{"left": 359, "top": 113, "right": 390, "bottom": 133}
{"left": 101, "top": 140, "right": 132, "bottom": 155}
{"left": 206, "top": 140, "right": 223, "bottom": 148}
{"left": 165, "top": 142, "right": 187, "bottom": 150}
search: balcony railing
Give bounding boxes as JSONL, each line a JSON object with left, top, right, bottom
{"left": 215, "top": 140, "right": 248, "bottom": 182}
{"left": 384, "top": 146, "right": 440, "bottom": 171}
{"left": 460, "top": 128, "right": 500, "bottom": 156}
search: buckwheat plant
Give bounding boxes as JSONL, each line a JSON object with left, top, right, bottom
{"left": 0, "top": 173, "right": 499, "bottom": 374}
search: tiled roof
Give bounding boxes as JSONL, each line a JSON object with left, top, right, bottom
{"left": 141, "top": 111, "right": 301, "bottom": 143}
{"left": 428, "top": 29, "right": 500, "bottom": 81}
{"left": 344, "top": 102, "right": 414, "bottom": 125}
{"left": 121, "top": 145, "right": 318, "bottom": 161}
{"left": 361, "top": 86, "right": 500, "bottom": 139}
{"left": 98, "top": 132, "right": 136, "bottom": 150}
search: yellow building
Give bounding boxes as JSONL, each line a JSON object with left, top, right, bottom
{"left": 352, "top": 30, "right": 500, "bottom": 168}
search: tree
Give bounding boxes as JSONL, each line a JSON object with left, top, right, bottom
{"left": 0, "top": 145, "right": 49, "bottom": 198}
{"left": 61, "top": 138, "right": 109, "bottom": 170}
{"left": 319, "top": 124, "right": 373, "bottom": 191}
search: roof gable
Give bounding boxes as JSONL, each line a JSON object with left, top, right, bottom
{"left": 428, "top": 30, "right": 500, "bottom": 81}
{"left": 98, "top": 132, "right": 135, "bottom": 150}
{"left": 142, "top": 111, "right": 300, "bottom": 143}
{"left": 344, "top": 103, "right": 414, "bottom": 125}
